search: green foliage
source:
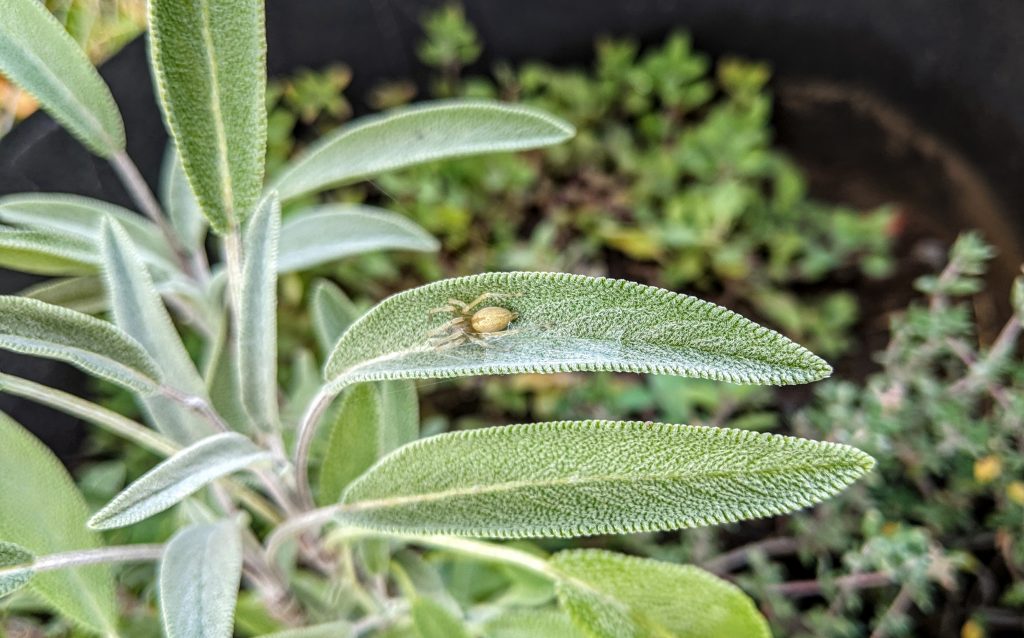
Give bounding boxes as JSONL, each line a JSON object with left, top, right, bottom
{"left": 339, "top": 420, "right": 872, "bottom": 538}
{"left": 0, "top": 0, "right": 124, "bottom": 156}
{"left": 0, "top": 412, "right": 117, "bottom": 634}
{"left": 0, "top": 295, "right": 161, "bottom": 393}
{"left": 148, "top": 0, "right": 267, "bottom": 232}
{"left": 159, "top": 521, "right": 243, "bottom": 638}
{"left": 160, "top": 143, "right": 209, "bottom": 255}
{"left": 318, "top": 383, "right": 382, "bottom": 505}
{"left": 0, "top": 227, "right": 98, "bottom": 275}
{"left": 552, "top": 549, "right": 770, "bottom": 638}
{"left": 89, "top": 433, "right": 272, "bottom": 529}
{"left": 0, "top": 541, "right": 35, "bottom": 598}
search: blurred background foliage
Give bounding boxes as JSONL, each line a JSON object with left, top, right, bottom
{"left": 2, "top": 4, "right": 1022, "bottom": 637}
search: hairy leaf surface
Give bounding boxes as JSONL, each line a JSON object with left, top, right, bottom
{"left": 0, "top": 541, "right": 34, "bottom": 598}
{"left": 278, "top": 204, "right": 439, "bottom": 273}
{"left": 160, "top": 143, "right": 208, "bottom": 253}
{"left": 159, "top": 520, "right": 243, "bottom": 638}
{"left": 89, "top": 432, "right": 272, "bottom": 530}
{"left": 148, "top": 0, "right": 267, "bottom": 232}
{"left": 339, "top": 420, "right": 873, "bottom": 538}
{"left": 272, "top": 100, "right": 574, "bottom": 202}
{"left": 411, "top": 596, "right": 470, "bottom": 638}
{"left": 0, "top": 413, "right": 117, "bottom": 633}
{"left": 483, "top": 609, "right": 585, "bottom": 638}
{"left": 101, "top": 220, "right": 212, "bottom": 443}
{"left": 0, "top": 296, "right": 161, "bottom": 393}
{"left": 552, "top": 550, "right": 770, "bottom": 638}
{"left": 0, "top": 193, "right": 175, "bottom": 271}
{"left": 325, "top": 272, "right": 832, "bottom": 394}
{"left": 238, "top": 194, "right": 280, "bottom": 429}
{"left": 21, "top": 276, "right": 107, "bottom": 314}
{"left": 0, "top": 228, "right": 96, "bottom": 275}
{"left": 318, "top": 384, "right": 382, "bottom": 505}
{"left": 310, "top": 279, "right": 360, "bottom": 356}
{"left": 0, "top": 0, "right": 124, "bottom": 156}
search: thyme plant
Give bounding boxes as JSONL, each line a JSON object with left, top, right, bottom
{"left": 0, "top": 1, "right": 873, "bottom": 635}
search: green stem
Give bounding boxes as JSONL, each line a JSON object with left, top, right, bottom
{"left": 0, "top": 544, "right": 165, "bottom": 580}
{"left": 293, "top": 387, "right": 335, "bottom": 510}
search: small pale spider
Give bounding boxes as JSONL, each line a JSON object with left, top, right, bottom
{"left": 426, "top": 292, "right": 520, "bottom": 350}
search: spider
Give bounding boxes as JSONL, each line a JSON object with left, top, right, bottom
{"left": 426, "top": 292, "right": 520, "bottom": 350}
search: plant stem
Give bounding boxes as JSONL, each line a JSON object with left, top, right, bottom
{"left": 293, "top": 388, "right": 335, "bottom": 509}
{"left": 702, "top": 536, "right": 799, "bottom": 574}
{"left": 109, "top": 150, "right": 198, "bottom": 279}
{"left": 768, "top": 570, "right": 894, "bottom": 598}
{"left": 0, "top": 545, "right": 166, "bottom": 580}
{"left": 222, "top": 228, "right": 244, "bottom": 317}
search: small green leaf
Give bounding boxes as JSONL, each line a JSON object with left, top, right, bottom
{"left": 21, "top": 276, "right": 107, "bottom": 314}
{"left": 238, "top": 194, "right": 281, "bottom": 430}
{"left": 0, "top": 412, "right": 117, "bottom": 633}
{"left": 483, "top": 609, "right": 585, "bottom": 638}
{"left": 89, "top": 432, "right": 272, "bottom": 530}
{"left": 411, "top": 596, "right": 470, "bottom": 638}
{"left": 325, "top": 272, "right": 832, "bottom": 394}
{"left": 101, "top": 219, "right": 212, "bottom": 443}
{"left": 318, "top": 384, "right": 382, "bottom": 505}
{"left": 0, "top": 295, "right": 162, "bottom": 393}
{"left": 0, "top": 193, "right": 175, "bottom": 272}
{"left": 0, "top": 541, "right": 35, "bottom": 598}
{"left": 339, "top": 420, "right": 873, "bottom": 538}
{"left": 278, "top": 204, "right": 439, "bottom": 273}
{"left": 272, "top": 100, "right": 574, "bottom": 202}
{"left": 0, "top": 228, "right": 96, "bottom": 275}
{"left": 0, "top": 0, "right": 125, "bottom": 156}
{"left": 160, "top": 142, "right": 209, "bottom": 253}
{"left": 378, "top": 380, "right": 419, "bottom": 456}
{"left": 159, "top": 520, "right": 243, "bottom": 638}
{"left": 552, "top": 550, "right": 770, "bottom": 638}
{"left": 149, "top": 0, "right": 267, "bottom": 232}
{"left": 310, "top": 279, "right": 360, "bottom": 356}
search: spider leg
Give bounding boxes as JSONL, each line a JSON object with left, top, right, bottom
{"left": 465, "top": 333, "right": 493, "bottom": 348}
{"left": 426, "top": 316, "right": 465, "bottom": 336}
{"left": 462, "top": 292, "right": 519, "bottom": 313}
{"left": 432, "top": 334, "right": 467, "bottom": 351}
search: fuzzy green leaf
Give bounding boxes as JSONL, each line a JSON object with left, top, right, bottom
{"left": 21, "top": 276, "right": 107, "bottom": 314}
{"left": 0, "top": 295, "right": 162, "bottom": 393}
{"left": 238, "top": 194, "right": 280, "bottom": 430}
{"left": 318, "top": 384, "right": 382, "bottom": 505}
{"left": 278, "top": 204, "right": 439, "bottom": 273}
{"left": 161, "top": 143, "right": 209, "bottom": 253}
{"left": 148, "top": 0, "right": 267, "bottom": 232}
{"left": 159, "top": 520, "right": 243, "bottom": 638}
{"left": 0, "top": 228, "right": 96, "bottom": 275}
{"left": 0, "top": 0, "right": 124, "bottom": 156}
{"left": 101, "top": 219, "right": 212, "bottom": 443}
{"left": 411, "top": 596, "right": 470, "bottom": 638}
{"left": 310, "top": 279, "right": 360, "bottom": 356}
{"left": 272, "top": 100, "right": 574, "bottom": 202}
{"left": 0, "top": 412, "right": 117, "bottom": 633}
{"left": 378, "top": 380, "right": 419, "bottom": 456}
{"left": 325, "top": 272, "right": 832, "bottom": 394}
{"left": 0, "top": 541, "right": 35, "bottom": 598}
{"left": 552, "top": 550, "right": 771, "bottom": 638}
{"left": 338, "top": 420, "right": 873, "bottom": 538}
{"left": 483, "top": 609, "right": 585, "bottom": 638}
{"left": 0, "top": 193, "right": 175, "bottom": 272}
{"left": 256, "top": 622, "right": 354, "bottom": 638}
{"left": 89, "top": 432, "right": 272, "bottom": 530}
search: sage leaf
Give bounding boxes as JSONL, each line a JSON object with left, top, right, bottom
{"left": 0, "top": 541, "right": 34, "bottom": 598}
{"left": 325, "top": 272, "right": 832, "bottom": 394}
{"left": 21, "top": 276, "right": 107, "bottom": 314}
{"left": 338, "top": 420, "right": 874, "bottom": 538}
{"left": 378, "top": 380, "right": 419, "bottom": 456}
{"left": 238, "top": 194, "right": 280, "bottom": 430}
{"left": 553, "top": 550, "right": 770, "bottom": 638}
{"left": 0, "top": 412, "right": 117, "bottom": 633}
{"left": 0, "top": 228, "right": 96, "bottom": 275}
{"left": 483, "top": 609, "right": 585, "bottom": 638}
{"left": 256, "top": 621, "right": 354, "bottom": 638}
{"left": 159, "top": 520, "right": 243, "bottom": 638}
{"left": 411, "top": 596, "right": 470, "bottom": 638}
{"left": 0, "top": 0, "right": 125, "bottom": 156}
{"left": 272, "top": 100, "right": 574, "bottom": 202}
{"left": 0, "top": 193, "right": 176, "bottom": 272}
{"left": 278, "top": 204, "right": 439, "bottom": 273}
{"left": 89, "top": 432, "right": 273, "bottom": 530}
{"left": 310, "top": 279, "right": 360, "bottom": 356}
{"left": 161, "top": 143, "right": 209, "bottom": 253}
{"left": 148, "top": 0, "right": 267, "bottom": 232}
{"left": 318, "top": 384, "right": 382, "bottom": 505}
{"left": 0, "top": 295, "right": 162, "bottom": 393}
{"left": 101, "top": 219, "right": 212, "bottom": 443}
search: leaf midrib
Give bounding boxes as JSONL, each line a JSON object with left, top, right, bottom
{"left": 196, "top": 0, "right": 234, "bottom": 225}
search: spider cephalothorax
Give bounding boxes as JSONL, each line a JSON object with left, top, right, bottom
{"left": 426, "top": 292, "right": 520, "bottom": 350}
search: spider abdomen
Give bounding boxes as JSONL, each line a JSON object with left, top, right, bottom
{"left": 470, "top": 306, "right": 517, "bottom": 334}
